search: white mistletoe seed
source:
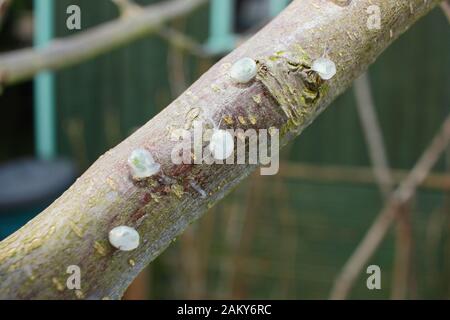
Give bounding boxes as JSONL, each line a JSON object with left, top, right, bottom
{"left": 189, "top": 180, "right": 207, "bottom": 199}
{"left": 311, "top": 57, "right": 336, "bottom": 80}
{"left": 128, "top": 148, "right": 160, "bottom": 180}
{"left": 209, "top": 129, "right": 234, "bottom": 160}
{"left": 229, "top": 57, "right": 257, "bottom": 84}
{"left": 108, "top": 226, "right": 140, "bottom": 251}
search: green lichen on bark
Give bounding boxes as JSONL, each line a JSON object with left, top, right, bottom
{"left": 256, "top": 45, "right": 330, "bottom": 137}
{"left": 0, "top": 0, "right": 443, "bottom": 300}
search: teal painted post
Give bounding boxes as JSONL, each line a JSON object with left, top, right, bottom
{"left": 207, "top": 0, "right": 236, "bottom": 54}
{"left": 33, "top": 0, "right": 56, "bottom": 160}
{"left": 269, "top": 0, "right": 290, "bottom": 17}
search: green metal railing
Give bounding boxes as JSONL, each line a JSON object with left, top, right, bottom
{"left": 269, "top": 0, "right": 290, "bottom": 16}
{"left": 207, "top": 0, "right": 290, "bottom": 55}
{"left": 31, "top": 0, "right": 291, "bottom": 157}
{"left": 32, "top": 0, "right": 290, "bottom": 149}
{"left": 33, "top": 0, "right": 56, "bottom": 160}
{"left": 207, "top": 0, "right": 236, "bottom": 54}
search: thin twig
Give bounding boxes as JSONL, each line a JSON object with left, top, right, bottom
{"left": 391, "top": 203, "right": 414, "bottom": 299}
{"left": 111, "top": 0, "right": 209, "bottom": 58}
{"left": 167, "top": 23, "right": 189, "bottom": 98}
{"left": 274, "top": 147, "right": 297, "bottom": 299}
{"left": 0, "top": 0, "right": 441, "bottom": 299}
{"left": 330, "top": 113, "right": 450, "bottom": 300}
{"left": 230, "top": 175, "right": 263, "bottom": 299}
{"left": 441, "top": 1, "right": 450, "bottom": 23}
{"left": 0, "top": 0, "right": 11, "bottom": 29}
{"left": 354, "top": 72, "right": 414, "bottom": 299}
{"left": 0, "top": 0, "right": 207, "bottom": 86}
{"left": 354, "top": 72, "right": 394, "bottom": 198}
{"left": 278, "top": 163, "right": 450, "bottom": 191}
{"left": 157, "top": 27, "right": 210, "bottom": 58}
{"left": 111, "top": 0, "right": 142, "bottom": 17}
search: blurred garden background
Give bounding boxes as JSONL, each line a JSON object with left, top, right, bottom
{"left": 0, "top": 0, "right": 449, "bottom": 299}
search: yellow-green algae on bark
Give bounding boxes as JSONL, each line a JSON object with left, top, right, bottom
{"left": 0, "top": 0, "right": 443, "bottom": 299}
{"left": 256, "top": 45, "right": 330, "bottom": 137}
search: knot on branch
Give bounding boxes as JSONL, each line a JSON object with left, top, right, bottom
{"left": 256, "top": 46, "right": 329, "bottom": 136}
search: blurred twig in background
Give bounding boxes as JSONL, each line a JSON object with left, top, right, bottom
{"left": 0, "top": 0, "right": 11, "bottom": 30}
{"left": 273, "top": 148, "right": 298, "bottom": 299}
{"left": 391, "top": 201, "right": 416, "bottom": 299}
{"left": 353, "top": 73, "right": 415, "bottom": 299}
{"left": 0, "top": 0, "right": 207, "bottom": 87}
{"left": 0, "top": 0, "right": 443, "bottom": 300}
{"left": 112, "top": 0, "right": 142, "bottom": 17}
{"left": 213, "top": 194, "right": 242, "bottom": 298}
{"left": 330, "top": 113, "right": 450, "bottom": 299}
{"left": 354, "top": 73, "right": 393, "bottom": 199}
{"left": 112, "top": 0, "right": 209, "bottom": 59}
{"left": 158, "top": 26, "right": 210, "bottom": 59}
{"left": 279, "top": 163, "right": 450, "bottom": 191}
{"left": 230, "top": 174, "right": 264, "bottom": 299}
{"left": 166, "top": 17, "right": 190, "bottom": 98}
{"left": 441, "top": 0, "right": 450, "bottom": 23}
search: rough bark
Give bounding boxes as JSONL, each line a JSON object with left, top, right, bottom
{"left": 0, "top": 0, "right": 441, "bottom": 299}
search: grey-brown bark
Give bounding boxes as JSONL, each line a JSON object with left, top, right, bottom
{"left": 0, "top": 0, "right": 442, "bottom": 299}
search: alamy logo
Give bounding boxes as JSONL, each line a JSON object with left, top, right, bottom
{"left": 66, "top": 265, "right": 81, "bottom": 290}
{"left": 170, "top": 120, "right": 280, "bottom": 176}
{"left": 366, "top": 265, "right": 381, "bottom": 290}
{"left": 66, "top": 5, "right": 81, "bottom": 30}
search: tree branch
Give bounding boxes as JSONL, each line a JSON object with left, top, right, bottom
{"left": 0, "top": 0, "right": 207, "bottom": 87}
{"left": 0, "top": 0, "right": 12, "bottom": 29}
{"left": 441, "top": 0, "right": 450, "bottom": 23}
{"left": 111, "top": 0, "right": 209, "bottom": 58}
{"left": 354, "top": 72, "right": 394, "bottom": 198}
{"left": 0, "top": 0, "right": 442, "bottom": 299}
{"left": 354, "top": 72, "right": 415, "bottom": 299}
{"left": 330, "top": 112, "right": 450, "bottom": 300}
{"left": 278, "top": 162, "right": 450, "bottom": 191}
